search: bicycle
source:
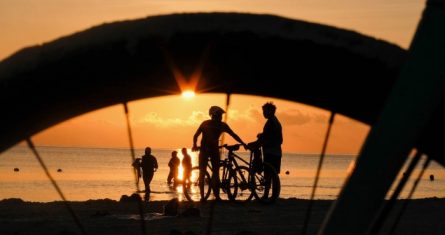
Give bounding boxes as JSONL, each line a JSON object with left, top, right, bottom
{"left": 221, "top": 144, "right": 281, "bottom": 204}
{"left": 183, "top": 144, "right": 280, "bottom": 204}
{"left": 183, "top": 148, "right": 237, "bottom": 202}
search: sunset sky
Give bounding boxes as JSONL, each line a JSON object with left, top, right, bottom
{"left": 0, "top": 0, "right": 426, "bottom": 153}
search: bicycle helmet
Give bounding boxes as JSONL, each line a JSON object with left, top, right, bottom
{"left": 209, "top": 106, "right": 225, "bottom": 116}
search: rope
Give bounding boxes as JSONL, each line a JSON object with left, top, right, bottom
{"left": 389, "top": 155, "right": 431, "bottom": 235}
{"left": 367, "top": 150, "right": 422, "bottom": 235}
{"left": 26, "top": 138, "right": 87, "bottom": 235}
{"left": 301, "top": 111, "right": 335, "bottom": 235}
{"left": 123, "top": 102, "right": 147, "bottom": 235}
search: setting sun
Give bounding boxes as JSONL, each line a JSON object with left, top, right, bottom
{"left": 181, "top": 90, "right": 196, "bottom": 99}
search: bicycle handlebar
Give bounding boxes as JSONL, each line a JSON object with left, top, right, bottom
{"left": 193, "top": 143, "right": 251, "bottom": 152}
{"left": 219, "top": 144, "right": 242, "bottom": 152}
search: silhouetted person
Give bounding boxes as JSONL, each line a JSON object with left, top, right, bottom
{"left": 430, "top": 174, "right": 435, "bottom": 181}
{"left": 182, "top": 148, "right": 192, "bottom": 184}
{"left": 138, "top": 147, "right": 158, "bottom": 195}
{"left": 167, "top": 151, "right": 180, "bottom": 185}
{"left": 252, "top": 102, "right": 283, "bottom": 198}
{"left": 192, "top": 105, "right": 247, "bottom": 201}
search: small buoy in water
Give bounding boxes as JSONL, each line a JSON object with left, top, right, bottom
{"left": 13, "top": 168, "right": 19, "bottom": 172}
{"left": 285, "top": 170, "right": 290, "bottom": 175}
{"left": 430, "top": 174, "right": 435, "bottom": 181}
{"left": 57, "top": 168, "right": 62, "bottom": 173}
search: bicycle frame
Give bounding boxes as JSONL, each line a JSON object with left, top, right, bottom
{"left": 221, "top": 145, "right": 252, "bottom": 185}
{"left": 220, "top": 144, "right": 281, "bottom": 203}
{"left": 187, "top": 144, "right": 279, "bottom": 203}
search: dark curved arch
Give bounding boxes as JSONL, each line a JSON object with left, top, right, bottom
{"left": 0, "top": 12, "right": 406, "bottom": 153}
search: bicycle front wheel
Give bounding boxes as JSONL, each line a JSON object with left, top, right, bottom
{"left": 234, "top": 166, "right": 254, "bottom": 202}
{"left": 252, "top": 162, "right": 281, "bottom": 204}
{"left": 183, "top": 166, "right": 211, "bottom": 202}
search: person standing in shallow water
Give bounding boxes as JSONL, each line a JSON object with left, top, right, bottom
{"left": 181, "top": 148, "right": 192, "bottom": 184}
{"left": 139, "top": 147, "right": 158, "bottom": 194}
{"left": 192, "top": 105, "right": 248, "bottom": 201}
{"left": 167, "top": 151, "right": 180, "bottom": 185}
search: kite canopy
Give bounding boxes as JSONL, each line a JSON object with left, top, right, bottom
{"left": 0, "top": 12, "right": 442, "bottom": 165}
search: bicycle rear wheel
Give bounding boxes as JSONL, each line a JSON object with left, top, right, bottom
{"left": 183, "top": 166, "right": 211, "bottom": 202}
{"left": 252, "top": 162, "right": 280, "bottom": 204}
{"left": 234, "top": 166, "right": 254, "bottom": 202}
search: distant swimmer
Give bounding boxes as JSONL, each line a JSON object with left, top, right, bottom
{"left": 57, "top": 168, "right": 62, "bottom": 172}
{"left": 13, "top": 167, "right": 19, "bottom": 172}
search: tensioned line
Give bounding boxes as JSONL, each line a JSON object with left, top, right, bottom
{"left": 301, "top": 111, "right": 336, "bottom": 235}
{"left": 389, "top": 155, "right": 432, "bottom": 235}
{"left": 123, "top": 102, "right": 147, "bottom": 235}
{"left": 26, "top": 138, "right": 87, "bottom": 235}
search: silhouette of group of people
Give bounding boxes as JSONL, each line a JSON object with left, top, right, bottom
{"left": 132, "top": 147, "right": 192, "bottom": 195}
{"left": 167, "top": 148, "right": 192, "bottom": 185}
{"left": 192, "top": 102, "right": 282, "bottom": 202}
{"left": 132, "top": 102, "right": 283, "bottom": 202}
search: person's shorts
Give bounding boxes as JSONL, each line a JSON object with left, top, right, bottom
{"left": 199, "top": 148, "right": 220, "bottom": 171}
{"left": 264, "top": 154, "right": 282, "bottom": 174}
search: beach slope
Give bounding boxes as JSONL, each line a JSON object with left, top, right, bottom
{"left": 0, "top": 197, "right": 443, "bottom": 234}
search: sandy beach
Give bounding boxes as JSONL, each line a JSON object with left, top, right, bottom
{"left": 0, "top": 196, "right": 444, "bottom": 235}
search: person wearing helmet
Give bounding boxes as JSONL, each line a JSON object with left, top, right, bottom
{"left": 192, "top": 105, "right": 247, "bottom": 201}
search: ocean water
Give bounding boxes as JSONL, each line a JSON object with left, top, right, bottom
{"left": 0, "top": 146, "right": 443, "bottom": 202}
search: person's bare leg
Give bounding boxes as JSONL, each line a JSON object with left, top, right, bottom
{"left": 211, "top": 157, "right": 221, "bottom": 200}
{"left": 199, "top": 168, "right": 205, "bottom": 201}
{"left": 263, "top": 168, "right": 271, "bottom": 199}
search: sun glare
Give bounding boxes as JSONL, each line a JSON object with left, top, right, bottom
{"left": 181, "top": 90, "right": 195, "bottom": 99}
{"left": 178, "top": 164, "right": 184, "bottom": 180}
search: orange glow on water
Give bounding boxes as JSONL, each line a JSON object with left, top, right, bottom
{"left": 178, "top": 163, "right": 184, "bottom": 180}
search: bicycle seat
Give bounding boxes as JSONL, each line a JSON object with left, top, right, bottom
{"left": 224, "top": 144, "right": 240, "bottom": 151}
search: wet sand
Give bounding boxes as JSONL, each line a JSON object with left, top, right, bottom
{"left": 0, "top": 197, "right": 444, "bottom": 235}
